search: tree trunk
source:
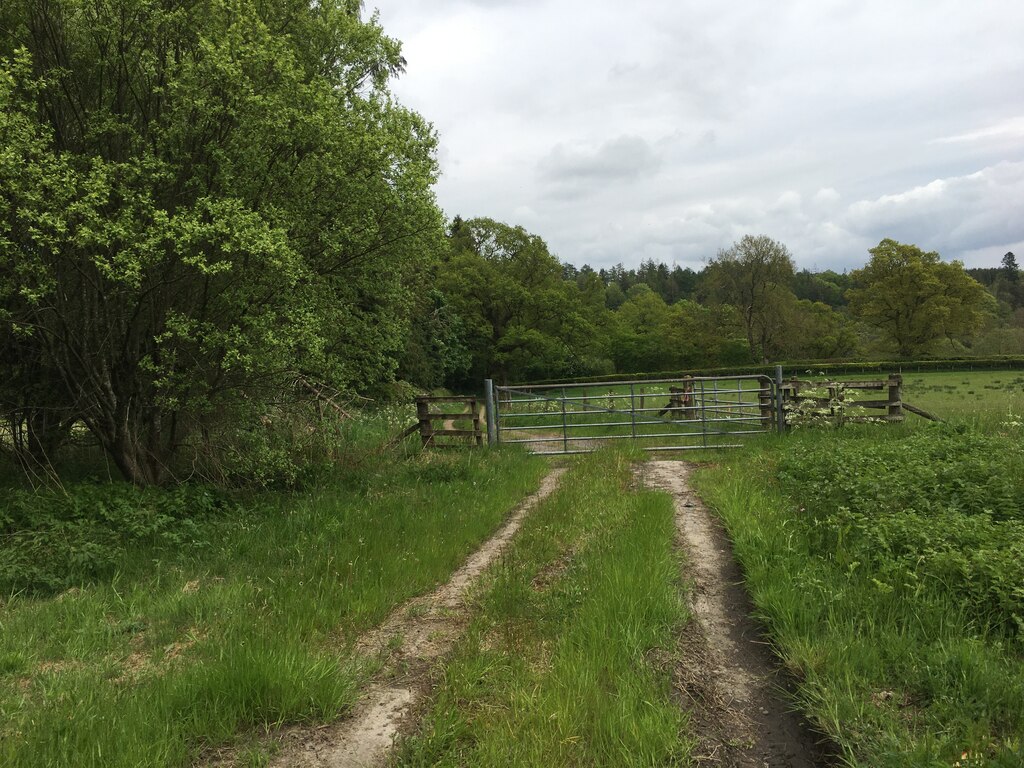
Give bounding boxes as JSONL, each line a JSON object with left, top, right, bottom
{"left": 86, "top": 399, "right": 179, "bottom": 486}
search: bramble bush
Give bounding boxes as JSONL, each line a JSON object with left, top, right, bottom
{"left": 778, "top": 426, "right": 1024, "bottom": 636}
{"left": 0, "top": 483, "right": 244, "bottom": 595}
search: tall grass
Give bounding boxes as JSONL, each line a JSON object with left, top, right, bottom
{"left": 396, "top": 449, "right": 693, "bottom": 767}
{"left": 692, "top": 426, "right": 1024, "bottom": 767}
{"left": 0, "top": 442, "right": 546, "bottom": 767}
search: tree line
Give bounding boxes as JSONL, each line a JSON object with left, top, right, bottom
{"left": 401, "top": 218, "right": 1006, "bottom": 391}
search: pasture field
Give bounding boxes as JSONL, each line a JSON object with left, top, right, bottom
{"left": 0, "top": 417, "right": 546, "bottom": 767}
{"left": 899, "top": 370, "right": 1024, "bottom": 423}
{"left": 692, "top": 377, "right": 1024, "bottom": 767}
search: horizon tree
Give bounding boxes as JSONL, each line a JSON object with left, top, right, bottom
{"left": 846, "top": 239, "right": 993, "bottom": 357}
{"left": 704, "top": 234, "right": 796, "bottom": 363}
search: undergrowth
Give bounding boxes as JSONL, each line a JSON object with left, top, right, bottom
{"left": 778, "top": 425, "right": 1024, "bottom": 637}
{"left": 0, "top": 483, "right": 246, "bottom": 595}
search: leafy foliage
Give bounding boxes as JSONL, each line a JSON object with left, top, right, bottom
{"left": 778, "top": 426, "right": 1024, "bottom": 636}
{"left": 704, "top": 234, "right": 797, "bottom": 363}
{"left": 436, "top": 217, "right": 606, "bottom": 385}
{"left": 0, "top": 0, "right": 443, "bottom": 483}
{"left": 0, "top": 482, "right": 242, "bottom": 594}
{"left": 848, "top": 239, "right": 994, "bottom": 357}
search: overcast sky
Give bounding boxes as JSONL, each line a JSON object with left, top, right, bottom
{"left": 368, "top": 0, "right": 1024, "bottom": 273}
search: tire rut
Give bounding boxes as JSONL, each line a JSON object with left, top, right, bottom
{"left": 642, "top": 460, "right": 832, "bottom": 768}
{"left": 259, "top": 466, "right": 567, "bottom": 768}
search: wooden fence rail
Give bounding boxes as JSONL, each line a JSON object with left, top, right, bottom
{"left": 780, "top": 374, "right": 941, "bottom": 424}
{"left": 414, "top": 395, "right": 483, "bottom": 448}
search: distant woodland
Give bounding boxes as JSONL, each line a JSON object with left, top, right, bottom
{"left": 400, "top": 216, "right": 1015, "bottom": 390}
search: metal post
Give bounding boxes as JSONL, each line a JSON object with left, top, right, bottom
{"left": 561, "top": 388, "right": 569, "bottom": 453}
{"left": 484, "top": 379, "right": 497, "bottom": 446}
{"left": 774, "top": 365, "right": 785, "bottom": 433}
{"left": 630, "top": 383, "right": 637, "bottom": 440}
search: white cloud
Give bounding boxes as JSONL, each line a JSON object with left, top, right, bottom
{"left": 932, "top": 116, "right": 1024, "bottom": 145}
{"left": 843, "top": 163, "right": 1024, "bottom": 256}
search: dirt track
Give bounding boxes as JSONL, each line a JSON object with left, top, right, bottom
{"left": 644, "top": 460, "right": 830, "bottom": 768}
{"left": 260, "top": 467, "right": 567, "bottom": 768}
{"left": 207, "top": 457, "right": 830, "bottom": 767}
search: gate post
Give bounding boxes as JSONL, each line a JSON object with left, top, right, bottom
{"left": 774, "top": 365, "right": 786, "bottom": 433}
{"left": 887, "top": 374, "right": 903, "bottom": 423}
{"left": 484, "top": 379, "right": 497, "bottom": 446}
{"left": 416, "top": 396, "right": 433, "bottom": 447}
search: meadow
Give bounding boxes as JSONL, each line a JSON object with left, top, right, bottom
{"left": 0, "top": 411, "right": 547, "bottom": 767}
{"left": 900, "top": 370, "right": 1024, "bottom": 423}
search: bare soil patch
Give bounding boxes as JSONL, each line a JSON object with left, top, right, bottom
{"left": 643, "top": 460, "right": 833, "bottom": 768}
{"left": 246, "top": 467, "right": 567, "bottom": 768}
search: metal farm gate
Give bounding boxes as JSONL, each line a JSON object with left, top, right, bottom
{"left": 484, "top": 375, "right": 779, "bottom": 455}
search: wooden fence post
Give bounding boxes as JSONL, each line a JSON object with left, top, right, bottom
{"left": 470, "top": 397, "right": 482, "bottom": 446}
{"left": 759, "top": 380, "right": 773, "bottom": 428}
{"left": 416, "top": 397, "right": 433, "bottom": 446}
{"left": 888, "top": 374, "right": 903, "bottom": 422}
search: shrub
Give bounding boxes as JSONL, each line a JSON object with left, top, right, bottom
{"left": 0, "top": 483, "right": 244, "bottom": 595}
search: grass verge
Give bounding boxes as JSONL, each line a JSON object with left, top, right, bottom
{"left": 395, "top": 449, "right": 693, "bottom": 767}
{"left": 0, "top": 447, "right": 546, "bottom": 767}
{"left": 691, "top": 425, "right": 1024, "bottom": 767}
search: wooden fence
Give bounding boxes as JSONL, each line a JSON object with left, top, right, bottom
{"left": 780, "top": 374, "right": 941, "bottom": 424}
{"left": 414, "top": 395, "right": 483, "bottom": 447}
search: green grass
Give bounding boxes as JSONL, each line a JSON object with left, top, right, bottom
{"left": 395, "top": 449, "right": 693, "bottom": 767}
{"left": 899, "top": 370, "right": 1024, "bottom": 424}
{"left": 0, "top": 445, "right": 546, "bottom": 767}
{"left": 691, "top": 425, "right": 1024, "bottom": 767}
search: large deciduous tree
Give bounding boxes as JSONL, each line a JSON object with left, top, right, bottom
{"left": 438, "top": 217, "right": 603, "bottom": 385}
{"left": 846, "top": 239, "right": 993, "bottom": 357}
{"left": 704, "top": 234, "right": 796, "bottom": 363}
{"left": 0, "top": 0, "right": 444, "bottom": 483}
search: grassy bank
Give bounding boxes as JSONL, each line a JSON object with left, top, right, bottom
{"left": 0, "top": 445, "right": 545, "bottom": 767}
{"left": 692, "top": 425, "right": 1024, "bottom": 767}
{"left": 396, "top": 449, "right": 693, "bottom": 767}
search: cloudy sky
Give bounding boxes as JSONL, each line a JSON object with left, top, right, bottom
{"left": 368, "top": 0, "right": 1024, "bottom": 272}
